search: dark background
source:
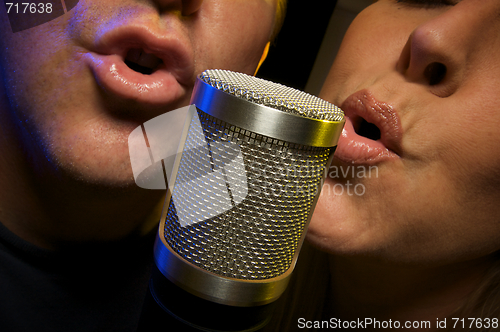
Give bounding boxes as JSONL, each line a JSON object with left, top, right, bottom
{"left": 257, "top": 0, "right": 338, "bottom": 91}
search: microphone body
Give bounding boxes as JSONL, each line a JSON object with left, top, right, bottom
{"left": 146, "top": 70, "right": 344, "bottom": 331}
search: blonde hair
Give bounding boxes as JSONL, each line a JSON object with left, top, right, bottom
{"left": 272, "top": 0, "right": 288, "bottom": 41}
{"left": 449, "top": 254, "right": 500, "bottom": 331}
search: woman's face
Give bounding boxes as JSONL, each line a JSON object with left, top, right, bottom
{"left": 309, "top": 0, "right": 500, "bottom": 265}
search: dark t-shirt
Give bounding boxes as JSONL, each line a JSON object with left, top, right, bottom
{"left": 0, "top": 222, "right": 156, "bottom": 332}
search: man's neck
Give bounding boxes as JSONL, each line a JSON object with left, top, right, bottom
{"left": 0, "top": 97, "right": 163, "bottom": 250}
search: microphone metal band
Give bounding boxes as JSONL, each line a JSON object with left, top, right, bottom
{"left": 191, "top": 76, "right": 344, "bottom": 147}
{"left": 154, "top": 234, "right": 292, "bottom": 307}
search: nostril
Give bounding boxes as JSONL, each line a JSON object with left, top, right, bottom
{"left": 424, "top": 62, "right": 447, "bottom": 86}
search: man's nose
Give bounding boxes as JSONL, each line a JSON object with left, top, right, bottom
{"left": 151, "top": 0, "right": 204, "bottom": 16}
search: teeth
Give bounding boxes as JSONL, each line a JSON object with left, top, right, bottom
{"left": 125, "top": 48, "right": 162, "bottom": 70}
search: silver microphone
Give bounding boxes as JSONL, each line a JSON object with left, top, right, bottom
{"left": 150, "top": 69, "right": 344, "bottom": 331}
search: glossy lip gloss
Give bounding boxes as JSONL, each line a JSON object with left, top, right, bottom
{"left": 334, "top": 89, "right": 403, "bottom": 165}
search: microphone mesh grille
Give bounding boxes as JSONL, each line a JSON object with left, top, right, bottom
{"left": 200, "top": 69, "right": 343, "bottom": 122}
{"left": 164, "top": 110, "right": 331, "bottom": 280}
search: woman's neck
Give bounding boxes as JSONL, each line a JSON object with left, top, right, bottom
{"left": 327, "top": 255, "right": 494, "bottom": 330}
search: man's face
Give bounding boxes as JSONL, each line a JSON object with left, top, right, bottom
{"left": 0, "top": 0, "right": 276, "bottom": 188}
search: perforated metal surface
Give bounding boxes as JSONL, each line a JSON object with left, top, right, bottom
{"left": 164, "top": 110, "right": 331, "bottom": 280}
{"left": 200, "top": 69, "right": 343, "bottom": 122}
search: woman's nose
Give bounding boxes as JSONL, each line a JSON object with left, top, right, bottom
{"left": 396, "top": 0, "right": 498, "bottom": 97}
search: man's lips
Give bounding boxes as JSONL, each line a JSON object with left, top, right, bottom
{"left": 84, "top": 25, "right": 195, "bottom": 106}
{"left": 85, "top": 52, "right": 187, "bottom": 105}
{"left": 334, "top": 90, "right": 403, "bottom": 164}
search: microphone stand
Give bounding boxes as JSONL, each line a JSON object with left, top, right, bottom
{"left": 136, "top": 264, "right": 277, "bottom": 332}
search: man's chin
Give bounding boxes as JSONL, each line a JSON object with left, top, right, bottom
{"left": 37, "top": 156, "right": 143, "bottom": 192}
{"left": 65, "top": 169, "right": 144, "bottom": 191}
